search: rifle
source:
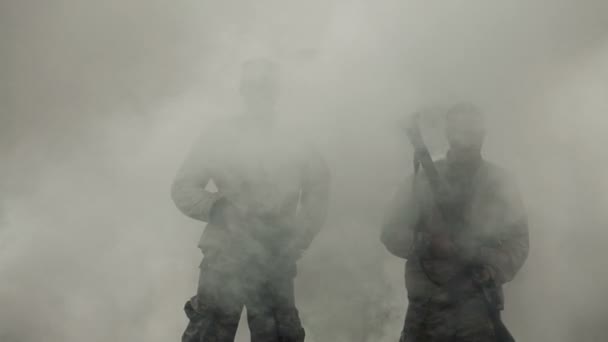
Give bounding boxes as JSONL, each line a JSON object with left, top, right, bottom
{"left": 403, "top": 113, "right": 515, "bottom": 342}
{"left": 478, "top": 277, "right": 515, "bottom": 342}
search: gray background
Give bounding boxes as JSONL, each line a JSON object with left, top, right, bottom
{"left": 1, "top": 1, "right": 608, "bottom": 341}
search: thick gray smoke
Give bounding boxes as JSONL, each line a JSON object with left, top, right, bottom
{"left": 1, "top": 1, "right": 608, "bottom": 341}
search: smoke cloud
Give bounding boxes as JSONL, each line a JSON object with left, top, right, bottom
{"left": 1, "top": 1, "right": 608, "bottom": 341}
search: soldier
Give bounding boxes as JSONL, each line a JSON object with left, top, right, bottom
{"left": 381, "top": 103, "right": 529, "bottom": 342}
{"left": 172, "top": 58, "right": 330, "bottom": 342}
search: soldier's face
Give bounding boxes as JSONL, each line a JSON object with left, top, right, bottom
{"left": 240, "top": 78, "right": 279, "bottom": 115}
{"left": 445, "top": 112, "right": 485, "bottom": 150}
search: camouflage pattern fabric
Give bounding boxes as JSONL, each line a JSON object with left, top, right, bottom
{"left": 400, "top": 296, "right": 496, "bottom": 342}
{"left": 382, "top": 154, "right": 529, "bottom": 342}
{"left": 172, "top": 119, "right": 329, "bottom": 342}
{"left": 182, "top": 255, "right": 305, "bottom": 342}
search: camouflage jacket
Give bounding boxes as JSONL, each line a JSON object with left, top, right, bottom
{"left": 171, "top": 119, "right": 330, "bottom": 266}
{"left": 381, "top": 155, "right": 529, "bottom": 302}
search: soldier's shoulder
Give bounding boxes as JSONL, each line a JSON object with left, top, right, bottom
{"left": 480, "top": 160, "right": 517, "bottom": 186}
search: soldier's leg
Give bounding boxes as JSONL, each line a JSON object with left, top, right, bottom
{"left": 272, "top": 274, "right": 305, "bottom": 342}
{"left": 452, "top": 296, "right": 496, "bottom": 342}
{"left": 182, "top": 259, "right": 244, "bottom": 342}
{"left": 246, "top": 273, "right": 305, "bottom": 342}
{"left": 245, "top": 288, "right": 278, "bottom": 342}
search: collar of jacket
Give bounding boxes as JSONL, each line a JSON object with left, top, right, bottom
{"left": 446, "top": 148, "right": 483, "bottom": 179}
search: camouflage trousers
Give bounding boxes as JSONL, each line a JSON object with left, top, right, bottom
{"left": 182, "top": 256, "right": 305, "bottom": 342}
{"left": 399, "top": 296, "right": 497, "bottom": 342}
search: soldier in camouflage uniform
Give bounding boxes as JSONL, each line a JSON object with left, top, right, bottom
{"left": 381, "top": 104, "right": 529, "bottom": 342}
{"left": 172, "top": 58, "right": 330, "bottom": 342}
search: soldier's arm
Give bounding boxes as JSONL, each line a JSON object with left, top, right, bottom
{"left": 381, "top": 175, "right": 421, "bottom": 259}
{"left": 291, "top": 150, "right": 331, "bottom": 254}
{"left": 478, "top": 179, "right": 529, "bottom": 284}
{"left": 170, "top": 137, "right": 222, "bottom": 223}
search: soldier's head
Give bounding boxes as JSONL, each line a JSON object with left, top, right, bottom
{"left": 445, "top": 102, "right": 485, "bottom": 152}
{"left": 239, "top": 58, "right": 280, "bottom": 118}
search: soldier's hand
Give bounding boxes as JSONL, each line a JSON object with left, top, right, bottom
{"left": 472, "top": 266, "right": 495, "bottom": 285}
{"left": 428, "top": 233, "right": 457, "bottom": 259}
